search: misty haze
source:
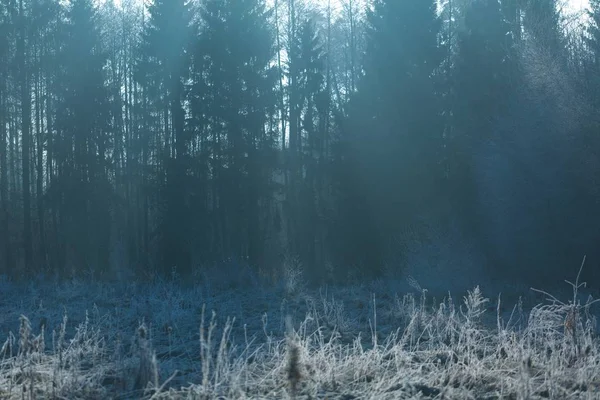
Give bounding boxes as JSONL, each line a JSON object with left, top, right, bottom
{"left": 0, "top": 0, "right": 599, "bottom": 398}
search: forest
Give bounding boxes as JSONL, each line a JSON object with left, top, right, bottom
{"left": 1, "top": 0, "right": 599, "bottom": 288}
{"left": 2, "top": 1, "right": 600, "bottom": 398}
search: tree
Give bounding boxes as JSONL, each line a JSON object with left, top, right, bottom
{"left": 18, "top": 0, "right": 32, "bottom": 274}
{"left": 52, "top": 0, "right": 111, "bottom": 276}
{"left": 523, "top": 0, "right": 563, "bottom": 54}
{"left": 30, "top": 0, "right": 60, "bottom": 270}
{"left": 0, "top": 0, "right": 14, "bottom": 275}
{"left": 139, "top": 0, "right": 192, "bottom": 275}
{"left": 450, "top": 0, "right": 519, "bottom": 263}
{"left": 292, "top": 16, "right": 329, "bottom": 277}
{"left": 327, "top": 1, "right": 365, "bottom": 109}
{"left": 585, "top": 0, "right": 600, "bottom": 100}
{"left": 453, "top": 0, "right": 518, "bottom": 183}
{"left": 194, "top": 0, "right": 278, "bottom": 267}
{"left": 342, "top": 0, "right": 443, "bottom": 274}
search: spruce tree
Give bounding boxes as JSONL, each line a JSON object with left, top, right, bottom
{"left": 343, "top": 0, "right": 443, "bottom": 275}
{"left": 195, "top": 0, "right": 277, "bottom": 266}
{"left": 139, "top": 0, "right": 192, "bottom": 275}
{"left": 451, "top": 0, "right": 518, "bottom": 245}
{"left": 53, "top": 0, "right": 111, "bottom": 276}
{"left": 295, "top": 17, "right": 328, "bottom": 278}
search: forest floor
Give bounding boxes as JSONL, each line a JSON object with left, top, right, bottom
{"left": 0, "top": 266, "right": 598, "bottom": 399}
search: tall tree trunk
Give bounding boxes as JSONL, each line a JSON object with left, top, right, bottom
{"left": 33, "top": 5, "right": 47, "bottom": 269}
{"left": 347, "top": 0, "right": 356, "bottom": 93}
{"left": 325, "top": 0, "right": 332, "bottom": 160}
{"left": 19, "top": 0, "right": 32, "bottom": 274}
{"left": 287, "top": 0, "right": 299, "bottom": 256}
{"left": 0, "top": 68, "right": 13, "bottom": 276}
{"left": 36, "top": 40, "right": 46, "bottom": 269}
{"left": 274, "top": 0, "right": 286, "bottom": 151}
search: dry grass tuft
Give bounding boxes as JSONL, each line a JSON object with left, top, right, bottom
{"left": 134, "top": 323, "right": 159, "bottom": 394}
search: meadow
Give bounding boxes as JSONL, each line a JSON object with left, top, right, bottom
{"left": 0, "top": 262, "right": 598, "bottom": 399}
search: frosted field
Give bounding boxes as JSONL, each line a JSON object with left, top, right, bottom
{"left": 0, "top": 264, "right": 598, "bottom": 399}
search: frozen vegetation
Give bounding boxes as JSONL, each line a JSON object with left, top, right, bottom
{"left": 0, "top": 262, "right": 598, "bottom": 399}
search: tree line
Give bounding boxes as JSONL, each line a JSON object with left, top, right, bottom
{"left": 1, "top": 0, "right": 600, "bottom": 285}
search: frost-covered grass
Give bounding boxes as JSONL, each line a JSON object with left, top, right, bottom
{"left": 0, "top": 266, "right": 598, "bottom": 399}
